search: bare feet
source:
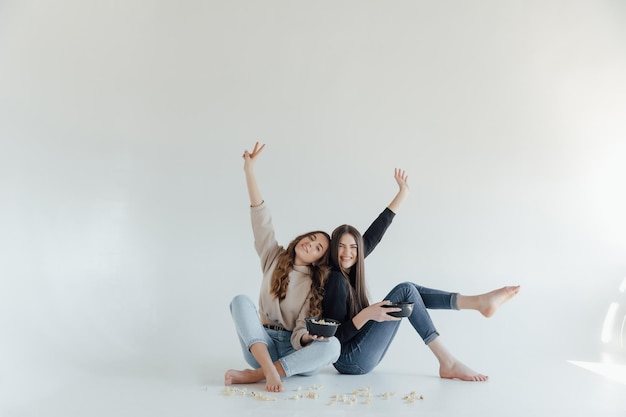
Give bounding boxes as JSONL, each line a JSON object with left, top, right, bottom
{"left": 224, "top": 368, "right": 284, "bottom": 392}
{"left": 428, "top": 338, "right": 488, "bottom": 382}
{"left": 224, "top": 368, "right": 262, "bottom": 385}
{"left": 478, "top": 285, "right": 520, "bottom": 318}
{"left": 439, "top": 360, "right": 488, "bottom": 382}
{"left": 263, "top": 369, "right": 283, "bottom": 392}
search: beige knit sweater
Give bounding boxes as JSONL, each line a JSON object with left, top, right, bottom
{"left": 251, "top": 201, "right": 312, "bottom": 350}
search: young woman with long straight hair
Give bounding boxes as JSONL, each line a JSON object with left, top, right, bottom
{"left": 322, "top": 169, "right": 520, "bottom": 381}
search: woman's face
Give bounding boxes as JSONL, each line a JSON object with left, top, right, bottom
{"left": 294, "top": 232, "right": 329, "bottom": 266}
{"left": 337, "top": 232, "right": 358, "bottom": 271}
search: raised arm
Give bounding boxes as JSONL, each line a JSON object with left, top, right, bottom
{"left": 362, "top": 168, "right": 409, "bottom": 257}
{"left": 386, "top": 168, "right": 409, "bottom": 214}
{"left": 243, "top": 142, "right": 266, "bottom": 207}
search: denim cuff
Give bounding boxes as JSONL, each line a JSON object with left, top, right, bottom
{"left": 450, "top": 293, "right": 459, "bottom": 310}
{"left": 423, "top": 330, "right": 440, "bottom": 345}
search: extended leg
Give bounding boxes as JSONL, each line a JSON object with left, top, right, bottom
{"left": 456, "top": 285, "right": 520, "bottom": 317}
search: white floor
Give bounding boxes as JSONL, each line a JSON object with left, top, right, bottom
{"left": 5, "top": 310, "right": 626, "bottom": 417}
{"left": 5, "top": 353, "right": 625, "bottom": 417}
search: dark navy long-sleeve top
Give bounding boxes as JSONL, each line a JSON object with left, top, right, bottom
{"left": 322, "top": 208, "right": 395, "bottom": 345}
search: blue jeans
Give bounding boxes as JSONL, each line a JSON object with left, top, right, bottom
{"left": 333, "top": 282, "right": 458, "bottom": 375}
{"left": 229, "top": 294, "right": 340, "bottom": 377}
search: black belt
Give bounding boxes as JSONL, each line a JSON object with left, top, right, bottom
{"left": 263, "top": 324, "right": 285, "bottom": 331}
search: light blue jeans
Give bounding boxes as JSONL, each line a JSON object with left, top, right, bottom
{"left": 229, "top": 294, "right": 340, "bottom": 377}
{"left": 333, "top": 282, "right": 458, "bottom": 375}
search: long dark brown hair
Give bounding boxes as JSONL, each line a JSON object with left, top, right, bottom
{"left": 330, "top": 225, "right": 369, "bottom": 318}
{"left": 270, "top": 230, "right": 331, "bottom": 318}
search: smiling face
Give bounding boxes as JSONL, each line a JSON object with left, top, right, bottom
{"left": 337, "top": 232, "right": 358, "bottom": 271}
{"left": 294, "top": 232, "right": 330, "bottom": 266}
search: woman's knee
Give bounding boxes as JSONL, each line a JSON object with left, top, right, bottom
{"left": 333, "top": 361, "right": 371, "bottom": 375}
{"left": 389, "top": 282, "right": 418, "bottom": 300}
{"left": 322, "top": 337, "right": 341, "bottom": 362}
{"left": 230, "top": 294, "right": 253, "bottom": 312}
{"left": 330, "top": 337, "right": 341, "bottom": 360}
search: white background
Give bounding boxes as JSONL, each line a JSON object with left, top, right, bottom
{"left": 1, "top": 0, "right": 625, "bottom": 412}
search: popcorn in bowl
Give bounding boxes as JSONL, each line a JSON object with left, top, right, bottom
{"left": 305, "top": 317, "right": 340, "bottom": 337}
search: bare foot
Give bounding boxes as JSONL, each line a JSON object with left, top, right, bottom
{"left": 224, "top": 368, "right": 284, "bottom": 392}
{"left": 479, "top": 285, "right": 520, "bottom": 318}
{"left": 264, "top": 369, "right": 283, "bottom": 392}
{"left": 440, "top": 360, "right": 488, "bottom": 382}
{"left": 224, "top": 368, "right": 263, "bottom": 385}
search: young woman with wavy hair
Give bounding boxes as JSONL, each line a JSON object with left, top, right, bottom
{"left": 225, "top": 142, "right": 340, "bottom": 392}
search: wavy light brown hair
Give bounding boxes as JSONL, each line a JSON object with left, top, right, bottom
{"left": 270, "top": 230, "right": 331, "bottom": 318}
{"left": 330, "top": 224, "right": 369, "bottom": 318}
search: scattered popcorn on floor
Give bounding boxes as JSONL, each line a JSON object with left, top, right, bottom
{"left": 329, "top": 393, "right": 356, "bottom": 405}
{"left": 289, "top": 386, "right": 322, "bottom": 400}
{"left": 249, "top": 391, "right": 277, "bottom": 401}
{"left": 358, "top": 386, "right": 373, "bottom": 399}
{"left": 220, "top": 384, "right": 421, "bottom": 406}
{"left": 222, "top": 387, "right": 247, "bottom": 396}
{"left": 403, "top": 391, "right": 425, "bottom": 403}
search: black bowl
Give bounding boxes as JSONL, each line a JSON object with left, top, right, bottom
{"left": 305, "top": 317, "right": 340, "bottom": 337}
{"left": 382, "top": 301, "right": 414, "bottom": 318}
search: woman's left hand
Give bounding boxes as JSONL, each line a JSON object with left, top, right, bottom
{"left": 368, "top": 300, "right": 402, "bottom": 322}
{"left": 301, "top": 332, "right": 330, "bottom": 345}
{"left": 394, "top": 168, "right": 409, "bottom": 192}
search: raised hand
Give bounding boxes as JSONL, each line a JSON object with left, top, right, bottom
{"left": 387, "top": 168, "right": 410, "bottom": 214}
{"left": 242, "top": 141, "right": 266, "bottom": 206}
{"left": 394, "top": 168, "right": 409, "bottom": 192}
{"left": 243, "top": 141, "right": 266, "bottom": 172}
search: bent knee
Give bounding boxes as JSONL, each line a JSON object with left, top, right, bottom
{"left": 230, "top": 294, "right": 253, "bottom": 311}
{"left": 333, "top": 362, "right": 371, "bottom": 375}
{"left": 325, "top": 337, "right": 341, "bottom": 362}
{"left": 390, "top": 282, "right": 414, "bottom": 295}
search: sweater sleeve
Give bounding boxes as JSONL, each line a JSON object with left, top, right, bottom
{"left": 290, "top": 300, "right": 311, "bottom": 350}
{"left": 362, "top": 208, "right": 395, "bottom": 258}
{"left": 250, "top": 201, "right": 282, "bottom": 275}
{"left": 322, "top": 271, "right": 360, "bottom": 344}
